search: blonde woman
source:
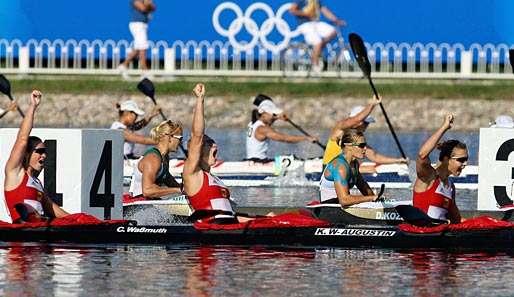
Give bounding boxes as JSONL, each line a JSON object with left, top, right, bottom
{"left": 129, "top": 120, "right": 183, "bottom": 199}
{"left": 319, "top": 129, "right": 379, "bottom": 207}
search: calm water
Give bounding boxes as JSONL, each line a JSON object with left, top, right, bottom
{"left": 1, "top": 129, "right": 490, "bottom": 296}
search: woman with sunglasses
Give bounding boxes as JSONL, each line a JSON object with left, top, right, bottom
{"left": 413, "top": 114, "right": 467, "bottom": 223}
{"left": 129, "top": 120, "right": 183, "bottom": 199}
{"left": 3, "top": 90, "right": 69, "bottom": 223}
{"left": 319, "top": 129, "right": 379, "bottom": 206}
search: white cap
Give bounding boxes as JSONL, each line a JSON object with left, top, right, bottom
{"left": 258, "top": 100, "right": 283, "bottom": 115}
{"left": 349, "top": 105, "right": 375, "bottom": 123}
{"left": 119, "top": 100, "right": 144, "bottom": 116}
{"left": 491, "top": 115, "right": 514, "bottom": 128}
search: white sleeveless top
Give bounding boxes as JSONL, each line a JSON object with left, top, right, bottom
{"left": 129, "top": 157, "right": 144, "bottom": 197}
{"left": 246, "top": 120, "right": 269, "bottom": 159}
{"left": 110, "top": 121, "right": 134, "bottom": 156}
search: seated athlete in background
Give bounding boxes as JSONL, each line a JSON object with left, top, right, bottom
{"left": 3, "top": 90, "right": 69, "bottom": 223}
{"left": 319, "top": 129, "right": 379, "bottom": 207}
{"left": 246, "top": 94, "right": 317, "bottom": 163}
{"left": 129, "top": 120, "right": 183, "bottom": 199}
{"left": 412, "top": 114, "right": 466, "bottom": 223}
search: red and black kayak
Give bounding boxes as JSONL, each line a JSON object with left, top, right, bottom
{"left": 2, "top": 212, "right": 514, "bottom": 249}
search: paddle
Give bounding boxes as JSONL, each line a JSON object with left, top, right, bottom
{"left": 348, "top": 33, "right": 406, "bottom": 160}
{"left": 137, "top": 78, "right": 188, "bottom": 157}
{"left": 376, "top": 183, "right": 385, "bottom": 199}
{"left": 286, "top": 118, "right": 326, "bottom": 150}
{"left": 395, "top": 205, "right": 448, "bottom": 227}
{"left": 509, "top": 49, "right": 514, "bottom": 73}
{"left": 0, "top": 74, "right": 25, "bottom": 117}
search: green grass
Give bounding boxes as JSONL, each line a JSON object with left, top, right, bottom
{"left": 6, "top": 76, "right": 514, "bottom": 100}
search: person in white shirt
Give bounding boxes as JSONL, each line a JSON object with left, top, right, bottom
{"left": 246, "top": 94, "right": 317, "bottom": 163}
{"left": 110, "top": 100, "right": 160, "bottom": 159}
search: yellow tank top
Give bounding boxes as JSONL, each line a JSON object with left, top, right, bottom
{"left": 322, "top": 139, "right": 342, "bottom": 165}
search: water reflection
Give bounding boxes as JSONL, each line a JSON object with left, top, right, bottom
{"left": 2, "top": 245, "right": 514, "bottom": 296}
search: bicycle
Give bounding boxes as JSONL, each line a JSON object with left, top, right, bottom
{"left": 280, "top": 26, "right": 354, "bottom": 77}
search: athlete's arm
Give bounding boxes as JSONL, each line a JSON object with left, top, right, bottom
{"left": 183, "top": 84, "right": 205, "bottom": 195}
{"left": 365, "top": 147, "right": 407, "bottom": 165}
{"left": 42, "top": 195, "right": 69, "bottom": 219}
{"left": 355, "top": 173, "right": 375, "bottom": 196}
{"left": 416, "top": 114, "right": 453, "bottom": 183}
{"left": 330, "top": 96, "right": 381, "bottom": 140}
{"left": 5, "top": 91, "right": 40, "bottom": 181}
{"left": 447, "top": 185, "right": 462, "bottom": 224}
{"left": 140, "top": 155, "right": 181, "bottom": 198}
{"left": 123, "top": 130, "right": 158, "bottom": 146}
{"left": 332, "top": 163, "right": 377, "bottom": 206}
{"left": 256, "top": 125, "right": 315, "bottom": 143}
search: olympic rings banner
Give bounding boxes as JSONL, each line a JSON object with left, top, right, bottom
{"left": 1, "top": 0, "right": 513, "bottom": 49}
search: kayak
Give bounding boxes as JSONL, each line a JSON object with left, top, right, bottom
{"left": 2, "top": 213, "right": 514, "bottom": 249}
{"left": 123, "top": 158, "right": 478, "bottom": 189}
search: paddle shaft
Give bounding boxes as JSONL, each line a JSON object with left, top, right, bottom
{"left": 366, "top": 77, "right": 406, "bottom": 159}
{"left": 286, "top": 119, "right": 326, "bottom": 150}
{"left": 6, "top": 93, "right": 25, "bottom": 118}
{"left": 149, "top": 96, "right": 188, "bottom": 157}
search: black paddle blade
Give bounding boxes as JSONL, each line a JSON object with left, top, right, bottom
{"left": 509, "top": 49, "right": 514, "bottom": 73}
{"left": 349, "top": 33, "right": 371, "bottom": 78}
{"left": 137, "top": 78, "right": 155, "bottom": 99}
{"left": 377, "top": 184, "right": 385, "bottom": 199}
{"left": 0, "top": 74, "right": 12, "bottom": 97}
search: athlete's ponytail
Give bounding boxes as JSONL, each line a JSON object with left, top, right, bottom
{"left": 436, "top": 139, "right": 467, "bottom": 161}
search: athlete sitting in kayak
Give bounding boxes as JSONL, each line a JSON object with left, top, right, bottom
{"left": 246, "top": 94, "right": 317, "bottom": 163}
{"left": 129, "top": 120, "right": 183, "bottom": 199}
{"left": 111, "top": 100, "right": 161, "bottom": 159}
{"left": 413, "top": 114, "right": 466, "bottom": 224}
{"left": 322, "top": 95, "right": 408, "bottom": 170}
{"left": 3, "top": 90, "right": 69, "bottom": 223}
{"left": 319, "top": 129, "right": 380, "bottom": 206}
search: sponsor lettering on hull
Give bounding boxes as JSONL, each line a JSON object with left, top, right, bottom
{"left": 375, "top": 212, "right": 403, "bottom": 221}
{"left": 116, "top": 226, "right": 167, "bottom": 234}
{"left": 315, "top": 228, "right": 396, "bottom": 237}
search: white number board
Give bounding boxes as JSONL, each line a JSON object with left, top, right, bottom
{"left": 0, "top": 129, "right": 124, "bottom": 222}
{"left": 477, "top": 128, "right": 514, "bottom": 210}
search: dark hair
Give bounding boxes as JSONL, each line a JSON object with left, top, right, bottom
{"left": 202, "top": 134, "right": 216, "bottom": 146}
{"left": 253, "top": 94, "right": 273, "bottom": 107}
{"left": 116, "top": 103, "right": 124, "bottom": 117}
{"left": 337, "top": 129, "right": 364, "bottom": 147}
{"left": 23, "top": 136, "right": 43, "bottom": 170}
{"left": 251, "top": 109, "right": 260, "bottom": 124}
{"left": 437, "top": 139, "right": 467, "bottom": 161}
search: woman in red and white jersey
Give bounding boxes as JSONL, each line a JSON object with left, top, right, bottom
{"left": 3, "top": 90, "right": 68, "bottom": 223}
{"left": 182, "top": 84, "right": 239, "bottom": 224}
{"left": 413, "top": 113, "right": 468, "bottom": 223}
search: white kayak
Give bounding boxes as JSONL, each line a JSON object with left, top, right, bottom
{"left": 123, "top": 156, "right": 478, "bottom": 189}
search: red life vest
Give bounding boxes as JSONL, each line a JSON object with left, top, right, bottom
{"left": 4, "top": 173, "right": 45, "bottom": 222}
{"left": 188, "top": 171, "right": 234, "bottom": 216}
{"left": 413, "top": 178, "right": 455, "bottom": 221}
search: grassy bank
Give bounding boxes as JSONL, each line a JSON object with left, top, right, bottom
{"left": 5, "top": 76, "right": 514, "bottom": 100}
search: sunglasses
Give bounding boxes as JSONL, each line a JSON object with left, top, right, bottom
{"left": 34, "top": 147, "right": 47, "bottom": 155}
{"left": 451, "top": 156, "right": 468, "bottom": 163}
{"left": 171, "top": 135, "right": 183, "bottom": 141}
{"left": 344, "top": 142, "right": 367, "bottom": 149}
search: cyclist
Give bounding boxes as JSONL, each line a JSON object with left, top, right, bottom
{"left": 289, "top": 0, "right": 346, "bottom": 73}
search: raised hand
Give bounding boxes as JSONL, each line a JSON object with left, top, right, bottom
{"left": 31, "top": 90, "right": 42, "bottom": 107}
{"left": 192, "top": 83, "right": 205, "bottom": 98}
{"left": 442, "top": 113, "right": 454, "bottom": 130}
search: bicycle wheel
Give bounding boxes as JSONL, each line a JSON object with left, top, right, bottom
{"left": 280, "top": 42, "right": 313, "bottom": 78}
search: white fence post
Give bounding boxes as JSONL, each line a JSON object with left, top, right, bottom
{"left": 164, "top": 48, "right": 175, "bottom": 72}
{"left": 460, "top": 50, "right": 472, "bottom": 76}
{"left": 19, "top": 46, "right": 30, "bottom": 73}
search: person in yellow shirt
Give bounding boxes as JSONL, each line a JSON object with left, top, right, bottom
{"left": 322, "top": 95, "right": 408, "bottom": 170}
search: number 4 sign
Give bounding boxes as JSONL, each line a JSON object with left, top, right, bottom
{"left": 0, "top": 129, "right": 124, "bottom": 222}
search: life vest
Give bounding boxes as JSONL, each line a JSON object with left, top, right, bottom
{"left": 413, "top": 178, "right": 456, "bottom": 221}
{"left": 4, "top": 173, "right": 45, "bottom": 222}
{"left": 322, "top": 138, "right": 341, "bottom": 165}
{"left": 187, "top": 171, "right": 234, "bottom": 219}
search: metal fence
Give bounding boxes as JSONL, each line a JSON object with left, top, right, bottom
{"left": 1, "top": 38, "right": 513, "bottom": 79}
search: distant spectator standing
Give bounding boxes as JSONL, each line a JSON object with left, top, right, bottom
{"left": 0, "top": 101, "right": 18, "bottom": 120}
{"left": 118, "top": 0, "right": 156, "bottom": 79}
{"left": 289, "top": 0, "right": 345, "bottom": 74}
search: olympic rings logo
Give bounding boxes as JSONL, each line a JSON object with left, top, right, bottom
{"left": 212, "top": 2, "right": 301, "bottom": 53}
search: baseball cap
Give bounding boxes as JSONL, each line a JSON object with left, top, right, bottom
{"left": 490, "top": 115, "right": 514, "bottom": 128}
{"left": 349, "top": 105, "right": 375, "bottom": 123}
{"left": 119, "top": 100, "right": 145, "bottom": 116}
{"left": 258, "top": 100, "right": 283, "bottom": 115}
